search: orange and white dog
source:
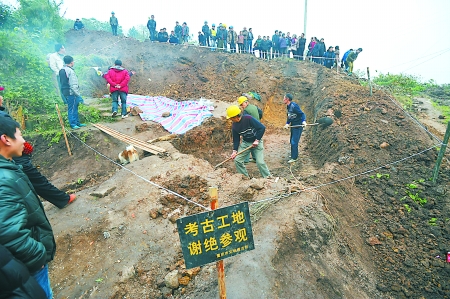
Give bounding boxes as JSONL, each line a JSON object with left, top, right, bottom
{"left": 118, "top": 145, "right": 139, "bottom": 165}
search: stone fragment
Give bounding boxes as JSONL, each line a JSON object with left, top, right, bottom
{"left": 367, "top": 236, "right": 382, "bottom": 246}
{"left": 90, "top": 187, "right": 116, "bottom": 198}
{"left": 178, "top": 276, "right": 190, "bottom": 286}
{"left": 380, "top": 142, "right": 390, "bottom": 149}
{"left": 149, "top": 208, "right": 159, "bottom": 219}
{"left": 164, "top": 270, "right": 180, "bottom": 289}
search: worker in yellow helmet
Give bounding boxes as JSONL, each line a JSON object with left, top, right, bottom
{"left": 226, "top": 105, "right": 271, "bottom": 178}
{"left": 237, "top": 96, "right": 262, "bottom": 163}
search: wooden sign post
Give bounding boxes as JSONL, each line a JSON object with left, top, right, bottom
{"left": 209, "top": 187, "right": 227, "bottom": 299}
{"left": 176, "top": 192, "right": 255, "bottom": 299}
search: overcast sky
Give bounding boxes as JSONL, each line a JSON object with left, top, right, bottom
{"left": 5, "top": 0, "right": 450, "bottom": 84}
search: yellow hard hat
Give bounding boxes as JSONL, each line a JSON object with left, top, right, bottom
{"left": 226, "top": 105, "right": 241, "bottom": 119}
{"left": 237, "top": 96, "right": 248, "bottom": 106}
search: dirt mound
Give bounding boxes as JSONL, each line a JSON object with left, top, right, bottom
{"left": 29, "top": 30, "right": 450, "bottom": 299}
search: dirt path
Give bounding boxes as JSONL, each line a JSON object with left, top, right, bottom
{"left": 414, "top": 97, "right": 447, "bottom": 138}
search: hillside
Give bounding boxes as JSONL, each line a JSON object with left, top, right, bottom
{"left": 30, "top": 29, "right": 450, "bottom": 299}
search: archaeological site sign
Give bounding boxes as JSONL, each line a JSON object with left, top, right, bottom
{"left": 177, "top": 202, "right": 255, "bottom": 269}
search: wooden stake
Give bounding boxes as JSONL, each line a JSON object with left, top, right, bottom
{"left": 55, "top": 103, "right": 72, "bottom": 156}
{"left": 432, "top": 121, "right": 450, "bottom": 184}
{"left": 367, "top": 67, "right": 373, "bottom": 96}
{"left": 209, "top": 187, "right": 226, "bottom": 299}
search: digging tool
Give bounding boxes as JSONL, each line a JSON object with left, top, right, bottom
{"left": 289, "top": 117, "right": 333, "bottom": 128}
{"left": 214, "top": 145, "right": 253, "bottom": 169}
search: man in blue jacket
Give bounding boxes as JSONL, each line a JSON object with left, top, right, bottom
{"left": 147, "top": 15, "right": 156, "bottom": 41}
{"left": 341, "top": 48, "right": 353, "bottom": 71}
{"left": 226, "top": 105, "right": 271, "bottom": 178}
{"left": 282, "top": 93, "right": 306, "bottom": 163}
{"left": 0, "top": 115, "right": 56, "bottom": 299}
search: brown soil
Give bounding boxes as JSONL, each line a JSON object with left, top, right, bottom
{"left": 27, "top": 29, "right": 450, "bottom": 299}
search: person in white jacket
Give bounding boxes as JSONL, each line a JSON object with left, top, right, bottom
{"left": 48, "top": 44, "right": 67, "bottom": 103}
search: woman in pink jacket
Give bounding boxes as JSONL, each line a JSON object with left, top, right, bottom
{"left": 104, "top": 60, "right": 130, "bottom": 118}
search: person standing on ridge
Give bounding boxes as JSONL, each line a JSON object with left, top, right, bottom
{"left": 48, "top": 43, "right": 67, "bottom": 103}
{"left": 174, "top": 21, "right": 182, "bottom": 44}
{"left": 227, "top": 26, "right": 237, "bottom": 53}
{"left": 59, "top": 56, "right": 86, "bottom": 130}
{"left": 282, "top": 93, "right": 306, "bottom": 163}
{"left": 181, "top": 22, "right": 190, "bottom": 44}
{"left": 202, "top": 21, "right": 210, "bottom": 47}
{"left": 323, "top": 46, "right": 335, "bottom": 68}
{"left": 109, "top": 12, "right": 118, "bottom": 36}
{"left": 210, "top": 24, "right": 217, "bottom": 49}
{"left": 296, "top": 33, "right": 306, "bottom": 60}
{"left": 226, "top": 105, "right": 271, "bottom": 179}
{"left": 104, "top": 60, "right": 130, "bottom": 119}
{"left": 247, "top": 28, "right": 254, "bottom": 54}
{"left": 147, "top": 15, "right": 156, "bottom": 41}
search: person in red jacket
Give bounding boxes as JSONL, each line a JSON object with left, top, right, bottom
{"left": 104, "top": 60, "right": 130, "bottom": 118}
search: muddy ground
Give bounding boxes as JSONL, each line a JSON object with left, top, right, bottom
{"left": 27, "top": 30, "right": 450, "bottom": 298}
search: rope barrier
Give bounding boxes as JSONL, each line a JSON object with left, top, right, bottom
{"left": 67, "top": 130, "right": 210, "bottom": 211}
{"left": 249, "top": 144, "right": 439, "bottom": 206}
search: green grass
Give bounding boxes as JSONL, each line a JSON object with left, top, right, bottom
{"left": 431, "top": 101, "right": 450, "bottom": 123}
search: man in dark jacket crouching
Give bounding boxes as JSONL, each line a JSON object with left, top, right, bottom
{"left": 0, "top": 115, "right": 56, "bottom": 299}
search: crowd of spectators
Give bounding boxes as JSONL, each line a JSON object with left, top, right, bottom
{"left": 73, "top": 14, "right": 363, "bottom": 74}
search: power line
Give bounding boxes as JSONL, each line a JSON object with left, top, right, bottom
{"left": 401, "top": 48, "right": 450, "bottom": 72}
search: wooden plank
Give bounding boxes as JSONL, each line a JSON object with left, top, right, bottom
{"left": 95, "top": 124, "right": 166, "bottom": 153}
{"left": 93, "top": 124, "right": 166, "bottom": 154}
{"left": 95, "top": 124, "right": 165, "bottom": 154}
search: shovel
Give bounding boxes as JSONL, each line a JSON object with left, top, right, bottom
{"left": 214, "top": 145, "right": 253, "bottom": 169}
{"left": 289, "top": 117, "right": 333, "bottom": 128}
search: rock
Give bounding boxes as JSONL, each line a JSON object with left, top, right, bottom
{"left": 367, "top": 236, "right": 382, "bottom": 246}
{"left": 149, "top": 208, "right": 159, "bottom": 219}
{"left": 376, "top": 284, "right": 389, "bottom": 292}
{"left": 438, "top": 115, "right": 446, "bottom": 119}
{"left": 165, "top": 270, "right": 180, "bottom": 289}
{"left": 391, "top": 284, "right": 402, "bottom": 292}
{"left": 168, "top": 208, "right": 181, "bottom": 223}
{"left": 380, "top": 142, "right": 390, "bottom": 149}
{"left": 385, "top": 187, "right": 396, "bottom": 197}
{"left": 90, "top": 187, "right": 116, "bottom": 198}
{"left": 338, "top": 155, "right": 351, "bottom": 165}
{"left": 160, "top": 286, "right": 172, "bottom": 296}
{"left": 178, "top": 276, "right": 190, "bottom": 286}
{"left": 162, "top": 111, "right": 171, "bottom": 117}
{"left": 249, "top": 178, "right": 265, "bottom": 190}
{"left": 183, "top": 267, "right": 201, "bottom": 277}
{"left": 135, "top": 123, "right": 150, "bottom": 132}
{"left": 434, "top": 186, "right": 446, "bottom": 195}
{"left": 404, "top": 258, "right": 414, "bottom": 267}
{"left": 130, "top": 106, "right": 143, "bottom": 116}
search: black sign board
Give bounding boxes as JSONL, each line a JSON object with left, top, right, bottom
{"left": 177, "top": 202, "right": 255, "bottom": 269}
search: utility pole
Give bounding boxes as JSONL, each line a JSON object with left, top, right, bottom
{"left": 304, "top": 0, "right": 308, "bottom": 36}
